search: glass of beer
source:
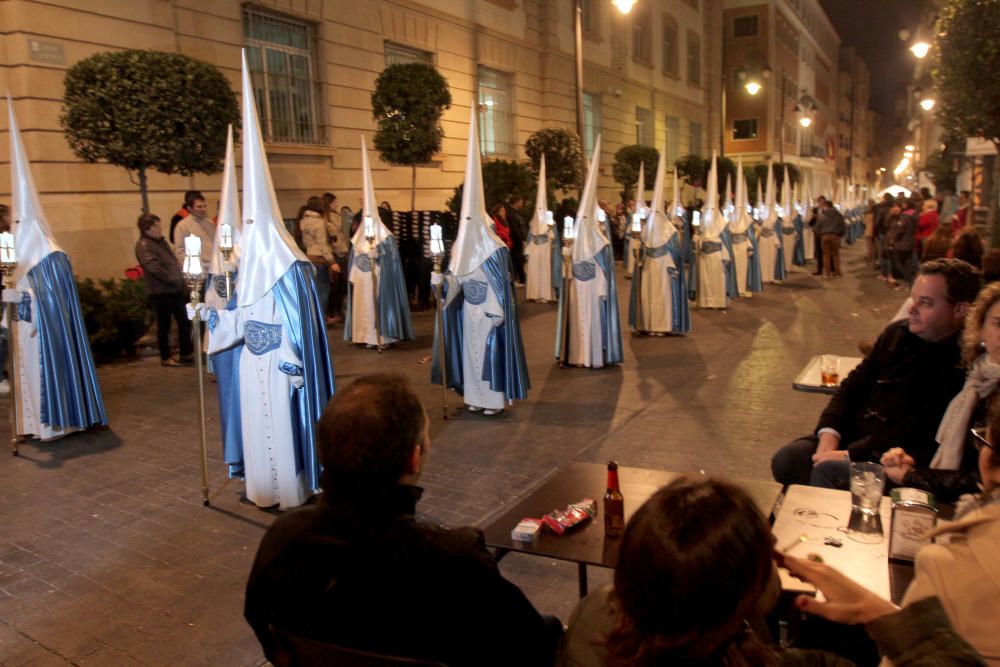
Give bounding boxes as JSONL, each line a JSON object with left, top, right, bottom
{"left": 820, "top": 355, "right": 839, "bottom": 387}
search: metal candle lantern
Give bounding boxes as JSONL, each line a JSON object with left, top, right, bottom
{"left": 218, "top": 223, "right": 234, "bottom": 301}
{"left": 0, "top": 231, "right": 21, "bottom": 455}
{"left": 558, "top": 216, "right": 575, "bottom": 367}
{"left": 430, "top": 222, "right": 449, "bottom": 419}
{"left": 364, "top": 216, "right": 383, "bottom": 353}
{"left": 182, "top": 235, "right": 211, "bottom": 506}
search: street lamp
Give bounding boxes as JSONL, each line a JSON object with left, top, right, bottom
{"left": 910, "top": 41, "right": 931, "bottom": 59}
{"left": 745, "top": 81, "right": 762, "bottom": 96}
{"left": 612, "top": 0, "right": 636, "bottom": 13}
{"left": 919, "top": 97, "right": 936, "bottom": 111}
{"left": 905, "top": 144, "right": 915, "bottom": 151}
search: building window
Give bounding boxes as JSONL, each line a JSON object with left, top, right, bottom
{"left": 581, "top": 0, "right": 600, "bottom": 37}
{"left": 666, "top": 115, "right": 680, "bottom": 164}
{"left": 732, "top": 118, "right": 758, "bottom": 140}
{"left": 636, "top": 106, "right": 653, "bottom": 146}
{"left": 686, "top": 31, "right": 701, "bottom": 86}
{"left": 662, "top": 14, "right": 679, "bottom": 77}
{"left": 583, "top": 92, "right": 602, "bottom": 158}
{"left": 243, "top": 7, "right": 323, "bottom": 144}
{"left": 385, "top": 41, "right": 434, "bottom": 66}
{"left": 478, "top": 66, "right": 514, "bottom": 156}
{"left": 689, "top": 121, "right": 702, "bottom": 156}
{"left": 633, "top": 6, "right": 652, "bottom": 64}
{"left": 733, "top": 14, "right": 759, "bottom": 38}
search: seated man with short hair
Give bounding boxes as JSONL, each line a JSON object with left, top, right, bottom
{"left": 245, "top": 373, "right": 559, "bottom": 666}
{"left": 771, "top": 259, "right": 980, "bottom": 489}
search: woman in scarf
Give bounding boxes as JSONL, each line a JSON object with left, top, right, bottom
{"left": 881, "top": 280, "right": 999, "bottom": 501}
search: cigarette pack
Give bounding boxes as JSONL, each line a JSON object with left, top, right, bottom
{"left": 511, "top": 518, "right": 543, "bottom": 542}
{"left": 542, "top": 498, "right": 598, "bottom": 535}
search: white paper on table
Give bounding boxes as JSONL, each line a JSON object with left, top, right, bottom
{"left": 773, "top": 484, "right": 893, "bottom": 601}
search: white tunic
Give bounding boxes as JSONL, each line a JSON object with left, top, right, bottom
{"left": 639, "top": 252, "right": 675, "bottom": 333}
{"left": 731, "top": 238, "right": 750, "bottom": 296}
{"left": 11, "top": 282, "right": 80, "bottom": 441}
{"left": 524, "top": 232, "right": 554, "bottom": 302}
{"left": 459, "top": 267, "right": 505, "bottom": 411}
{"left": 756, "top": 225, "right": 780, "bottom": 284}
{"left": 349, "top": 249, "right": 397, "bottom": 346}
{"left": 623, "top": 237, "right": 636, "bottom": 276}
{"left": 696, "top": 244, "right": 727, "bottom": 309}
{"left": 568, "top": 258, "right": 607, "bottom": 367}
{"left": 209, "top": 291, "right": 308, "bottom": 509}
{"left": 803, "top": 226, "right": 815, "bottom": 261}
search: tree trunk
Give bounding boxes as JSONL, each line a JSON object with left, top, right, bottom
{"left": 411, "top": 165, "right": 417, "bottom": 212}
{"left": 138, "top": 167, "right": 150, "bottom": 215}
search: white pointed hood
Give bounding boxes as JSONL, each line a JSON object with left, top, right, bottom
{"left": 763, "top": 162, "right": 778, "bottom": 228}
{"left": 701, "top": 151, "right": 724, "bottom": 240}
{"left": 352, "top": 135, "right": 393, "bottom": 250}
{"left": 801, "top": 174, "right": 812, "bottom": 214}
{"left": 782, "top": 166, "right": 792, "bottom": 219}
{"left": 670, "top": 169, "right": 685, "bottom": 226}
{"left": 529, "top": 155, "right": 549, "bottom": 235}
{"left": 7, "top": 93, "right": 61, "bottom": 283}
{"left": 732, "top": 156, "right": 752, "bottom": 234}
{"left": 238, "top": 50, "right": 307, "bottom": 307}
{"left": 644, "top": 148, "right": 676, "bottom": 247}
{"left": 209, "top": 125, "right": 242, "bottom": 276}
{"left": 635, "top": 161, "right": 646, "bottom": 217}
{"left": 573, "top": 135, "right": 608, "bottom": 262}
{"left": 449, "top": 105, "right": 505, "bottom": 276}
{"left": 755, "top": 177, "right": 764, "bottom": 219}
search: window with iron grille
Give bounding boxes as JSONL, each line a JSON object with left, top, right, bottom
{"left": 385, "top": 41, "right": 434, "bottom": 66}
{"left": 636, "top": 106, "right": 653, "bottom": 146}
{"left": 687, "top": 31, "right": 701, "bottom": 86}
{"left": 666, "top": 115, "right": 680, "bottom": 164}
{"left": 583, "top": 92, "right": 602, "bottom": 158}
{"left": 733, "top": 15, "right": 758, "bottom": 38}
{"left": 690, "top": 121, "right": 702, "bottom": 156}
{"left": 733, "top": 118, "right": 758, "bottom": 140}
{"left": 478, "top": 66, "right": 514, "bottom": 156}
{"left": 243, "top": 8, "right": 324, "bottom": 144}
{"left": 662, "top": 15, "right": 679, "bottom": 77}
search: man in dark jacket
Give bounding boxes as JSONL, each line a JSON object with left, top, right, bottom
{"left": 134, "top": 213, "right": 192, "bottom": 366}
{"left": 816, "top": 199, "right": 847, "bottom": 278}
{"left": 507, "top": 195, "right": 528, "bottom": 285}
{"left": 245, "top": 373, "right": 560, "bottom": 667}
{"left": 771, "top": 258, "right": 980, "bottom": 488}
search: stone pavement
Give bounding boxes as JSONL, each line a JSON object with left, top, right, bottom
{"left": 0, "top": 242, "right": 906, "bottom": 666}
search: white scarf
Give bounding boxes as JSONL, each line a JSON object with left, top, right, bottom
{"left": 932, "top": 354, "right": 1000, "bottom": 469}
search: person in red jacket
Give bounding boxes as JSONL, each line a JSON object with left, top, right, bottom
{"left": 916, "top": 198, "right": 940, "bottom": 255}
{"left": 490, "top": 203, "right": 513, "bottom": 249}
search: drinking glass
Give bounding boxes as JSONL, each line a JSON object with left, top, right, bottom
{"left": 820, "top": 355, "right": 840, "bottom": 387}
{"left": 849, "top": 461, "right": 885, "bottom": 516}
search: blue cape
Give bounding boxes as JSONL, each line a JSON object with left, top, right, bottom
{"left": 628, "top": 235, "right": 690, "bottom": 334}
{"left": 207, "top": 281, "right": 243, "bottom": 478}
{"left": 773, "top": 217, "right": 788, "bottom": 281}
{"left": 746, "top": 226, "right": 764, "bottom": 293}
{"left": 344, "top": 236, "right": 415, "bottom": 342}
{"left": 26, "top": 252, "right": 107, "bottom": 430}
{"left": 792, "top": 213, "right": 806, "bottom": 266}
{"left": 555, "top": 246, "right": 623, "bottom": 364}
{"left": 272, "top": 262, "right": 336, "bottom": 493}
{"left": 431, "top": 248, "right": 530, "bottom": 401}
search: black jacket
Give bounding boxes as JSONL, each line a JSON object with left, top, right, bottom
{"left": 245, "top": 485, "right": 556, "bottom": 667}
{"left": 816, "top": 320, "right": 965, "bottom": 467}
{"left": 135, "top": 233, "right": 184, "bottom": 295}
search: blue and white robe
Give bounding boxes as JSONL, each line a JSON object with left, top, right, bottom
{"left": 344, "top": 236, "right": 414, "bottom": 345}
{"left": 629, "top": 235, "right": 689, "bottom": 333}
{"left": 206, "top": 271, "right": 243, "bottom": 478}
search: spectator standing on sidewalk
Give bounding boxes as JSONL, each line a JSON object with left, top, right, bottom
{"left": 135, "top": 213, "right": 193, "bottom": 367}
{"left": 816, "top": 197, "right": 846, "bottom": 279}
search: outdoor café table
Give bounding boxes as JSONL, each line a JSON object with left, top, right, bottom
{"left": 773, "top": 484, "right": 897, "bottom": 601}
{"left": 792, "top": 355, "right": 863, "bottom": 394}
{"left": 480, "top": 462, "right": 783, "bottom": 598}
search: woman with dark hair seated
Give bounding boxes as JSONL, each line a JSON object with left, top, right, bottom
{"left": 559, "top": 475, "right": 986, "bottom": 667}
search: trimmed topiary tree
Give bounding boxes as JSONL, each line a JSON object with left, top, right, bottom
{"left": 446, "top": 159, "right": 536, "bottom": 215}
{"left": 371, "top": 63, "right": 452, "bottom": 211}
{"left": 613, "top": 145, "right": 659, "bottom": 202}
{"left": 524, "top": 128, "right": 584, "bottom": 193}
{"left": 60, "top": 49, "right": 239, "bottom": 214}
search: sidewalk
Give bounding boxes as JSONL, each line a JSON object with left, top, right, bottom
{"left": 0, "top": 242, "right": 905, "bottom": 665}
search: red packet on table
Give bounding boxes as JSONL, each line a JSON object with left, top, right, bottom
{"left": 542, "top": 498, "right": 598, "bottom": 535}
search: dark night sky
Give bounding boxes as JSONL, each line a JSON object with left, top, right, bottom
{"left": 818, "top": 0, "right": 932, "bottom": 115}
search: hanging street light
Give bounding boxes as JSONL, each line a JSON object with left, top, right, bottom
{"left": 919, "top": 97, "right": 936, "bottom": 111}
{"left": 910, "top": 41, "right": 930, "bottom": 59}
{"left": 612, "top": 0, "right": 636, "bottom": 13}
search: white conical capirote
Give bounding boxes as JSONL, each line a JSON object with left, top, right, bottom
{"left": 449, "top": 105, "right": 505, "bottom": 276}
{"left": 644, "top": 148, "right": 675, "bottom": 247}
{"left": 802, "top": 173, "right": 812, "bottom": 212}
{"left": 7, "top": 93, "right": 61, "bottom": 282}
{"left": 209, "top": 125, "right": 242, "bottom": 276}
{"left": 352, "top": 135, "right": 393, "bottom": 250}
{"left": 782, "top": 166, "right": 792, "bottom": 217}
{"left": 763, "top": 161, "right": 778, "bottom": 227}
{"left": 732, "top": 156, "right": 752, "bottom": 234}
{"left": 529, "top": 155, "right": 549, "bottom": 235}
{"left": 237, "top": 50, "right": 306, "bottom": 307}
{"left": 572, "top": 135, "right": 608, "bottom": 262}
{"left": 756, "top": 177, "right": 763, "bottom": 214}
{"left": 671, "top": 167, "right": 684, "bottom": 225}
{"left": 636, "top": 161, "right": 646, "bottom": 217}
{"left": 701, "top": 151, "right": 723, "bottom": 239}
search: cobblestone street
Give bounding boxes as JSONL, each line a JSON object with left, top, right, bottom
{"left": 0, "top": 243, "right": 907, "bottom": 666}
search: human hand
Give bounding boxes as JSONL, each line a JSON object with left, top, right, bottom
{"left": 816, "top": 432, "right": 841, "bottom": 454}
{"left": 812, "top": 449, "right": 850, "bottom": 465}
{"left": 1, "top": 289, "right": 22, "bottom": 304}
{"left": 222, "top": 261, "right": 237, "bottom": 274}
{"left": 780, "top": 554, "right": 898, "bottom": 624}
{"left": 430, "top": 272, "right": 443, "bottom": 287}
{"left": 330, "top": 262, "right": 341, "bottom": 274}
{"left": 185, "top": 303, "right": 206, "bottom": 321}
{"left": 489, "top": 316, "right": 504, "bottom": 328}
{"left": 562, "top": 247, "right": 571, "bottom": 258}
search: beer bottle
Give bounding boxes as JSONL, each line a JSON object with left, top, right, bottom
{"left": 604, "top": 460, "right": 625, "bottom": 537}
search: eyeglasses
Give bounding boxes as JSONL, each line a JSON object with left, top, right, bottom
{"left": 970, "top": 427, "right": 995, "bottom": 451}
